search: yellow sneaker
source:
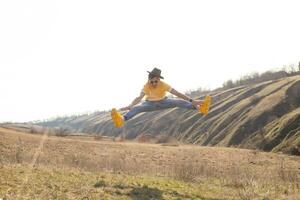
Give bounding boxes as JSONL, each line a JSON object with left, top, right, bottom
{"left": 199, "top": 95, "right": 211, "bottom": 115}
{"left": 111, "top": 108, "right": 124, "bottom": 128}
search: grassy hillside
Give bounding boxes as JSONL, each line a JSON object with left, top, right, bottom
{"left": 37, "top": 75, "right": 300, "bottom": 155}
{"left": 1, "top": 127, "right": 300, "bottom": 199}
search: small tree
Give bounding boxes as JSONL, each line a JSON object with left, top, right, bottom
{"left": 223, "top": 79, "right": 234, "bottom": 88}
{"left": 288, "top": 64, "right": 296, "bottom": 74}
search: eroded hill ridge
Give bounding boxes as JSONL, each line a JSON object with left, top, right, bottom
{"left": 37, "top": 75, "right": 300, "bottom": 154}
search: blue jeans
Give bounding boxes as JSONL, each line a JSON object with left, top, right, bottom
{"left": 123, "top": 98, "right": 195, "bottom": 121}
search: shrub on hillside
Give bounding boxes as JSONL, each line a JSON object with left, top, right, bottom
{"left": 94, "top": 135, "right": 103, "bottom": 141}
{"left": 54, "top": 126, "right": 72, "bottom": 137}
{"left": 137, "top": 134, "right": 153, "bottom": 143}
{"left": 155, "top": 135, "right": 178, "bottom": 144}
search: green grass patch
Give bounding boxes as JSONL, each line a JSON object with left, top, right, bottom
{"left": 1, "top": 164, "right": 299, "bottom": 200}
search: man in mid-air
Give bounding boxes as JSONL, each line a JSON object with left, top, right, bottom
{"left": 111, "top": 68, "right": 211, "bottom": 127}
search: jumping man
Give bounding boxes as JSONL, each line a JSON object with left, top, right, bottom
{"left": 111, "top": 68, "right": 211, "bottom": 127}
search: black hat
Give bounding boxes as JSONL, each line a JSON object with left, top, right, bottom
{"left": 147, "top": 68, "right": 164, "bottom": 79}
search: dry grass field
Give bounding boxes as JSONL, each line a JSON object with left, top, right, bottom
{"left": 1, "top": 127, "right": 300, "bottom": 199}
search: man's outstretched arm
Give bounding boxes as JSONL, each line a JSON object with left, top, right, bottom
{"left": 119, "top": 91, "right": 145, "bottom": 111}
{"left": 170, "top": 88, "right": 203, "bottom": 108}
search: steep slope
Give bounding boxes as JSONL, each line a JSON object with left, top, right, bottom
{"left": 37, "top": 75, "right": 300, "bottom": 154}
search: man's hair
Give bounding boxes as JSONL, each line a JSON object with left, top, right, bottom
{"left": 148, "top": 74, "right": 158, "bottom": 79}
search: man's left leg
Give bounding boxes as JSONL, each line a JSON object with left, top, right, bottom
{"left": 159, "top": 97, "right": 211, "bottom": 115}
{"left": 158, "top": 98, "right": 196, "bottom": 110}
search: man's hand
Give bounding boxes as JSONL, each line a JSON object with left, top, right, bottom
{"left": 192, "top": 100, "right": 203, "bottom": 109}
{"left": 119, "top": 106, "right": 132, "bottom": 111}
{"left": 120, "top": 91, "right": 145, "bottom": 111}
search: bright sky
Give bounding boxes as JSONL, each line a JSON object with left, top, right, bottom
{"left": 0, "top": 0, "right": 299, "bottom": 122}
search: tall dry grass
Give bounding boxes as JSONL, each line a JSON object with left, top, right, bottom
{"left": 1, "top": 128, "right": 300, "bottom": 199}
{"left": 8, "top": 144, "right": 298, "bottom": 196}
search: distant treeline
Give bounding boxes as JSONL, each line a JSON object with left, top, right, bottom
{"left": 186, "top": 62, "right": 300, "bottom": 98}
{"left": 222, "top": 63, "right": 300, "bottom": 89}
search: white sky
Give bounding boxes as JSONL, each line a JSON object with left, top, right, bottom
{"left": 0, "top": 0, "right": 300, "bottom": 122}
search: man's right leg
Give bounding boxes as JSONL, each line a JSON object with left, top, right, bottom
{"left": 123, "top": 101, "right": 160, "bottom": 121}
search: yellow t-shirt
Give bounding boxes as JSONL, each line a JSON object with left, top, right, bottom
{"left": 142, "top": 81, "right": 172, "bottom": 101}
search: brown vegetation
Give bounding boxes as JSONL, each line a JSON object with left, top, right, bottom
{"left": 0, "top": 127, "right": 300, "bottom": 199}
